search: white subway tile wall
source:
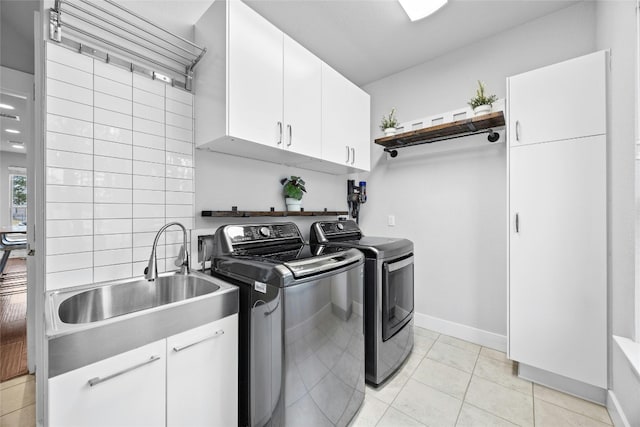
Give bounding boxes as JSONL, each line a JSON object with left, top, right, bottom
{"left": 45, "top": 43, "right": 194, "bottom": 291}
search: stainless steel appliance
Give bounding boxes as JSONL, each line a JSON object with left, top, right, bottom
{"left": 210, "top": 222, "right": 365, "bottom": 427}
{"left": 310, "top": 220, "right": 414, "bottom": 386}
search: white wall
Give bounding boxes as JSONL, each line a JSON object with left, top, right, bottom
{"left": 360, "top": 2, "right": 597, "bottom": 341}
{"left": 0, "top": 151, "right": 27, "bottom": 226}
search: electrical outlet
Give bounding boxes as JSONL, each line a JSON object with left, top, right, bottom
{"left": 388, "top": 215, "right": 395, "bottom": 226}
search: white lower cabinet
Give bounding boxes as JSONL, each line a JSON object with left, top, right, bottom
{"left": 48, "top": 314, "right": 238, "bottom": 427}
{"left": 167, "top": 314, "right": 238, "bottom": 427}
{"left": 48, "top": 340, "right": 166, "bottom": 427}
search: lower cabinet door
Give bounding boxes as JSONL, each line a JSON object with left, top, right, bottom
{"left": 48, "top": 340, "right": 166, "bottom": 427}
{"left": 167, "top": 314, "right": 239, "bottom": 427}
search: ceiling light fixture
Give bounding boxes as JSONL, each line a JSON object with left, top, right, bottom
{"left": 5, "top": 129, "right": 20, "bottom": 134}
{"left": 12, "top": 142, "right": 25, "bottom": 150}
{"left": 0, "top": 103, "right": 15, "bottom": 110}
{"left": 398, "top": 0, "right": 448, "bottom": 22}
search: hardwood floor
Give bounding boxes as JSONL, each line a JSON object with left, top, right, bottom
{"left": 0, "top": 258, "right": 28, "bottom": 382}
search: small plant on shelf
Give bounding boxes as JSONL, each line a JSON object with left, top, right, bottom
{"left": 379, "top": 108, "right": 399, "bottom": 136}
{"left": 468, "top": 80, "right": 498, "bottom": 116}
{"left": 280, "top": 176, "right": 306, "bottom": 211}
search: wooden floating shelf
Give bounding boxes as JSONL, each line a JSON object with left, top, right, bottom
{"left": 374, "top": 111, "right": 505, "bottom": 152}
{"left": 202, "top": 210, "right": 348, "bottom": 218}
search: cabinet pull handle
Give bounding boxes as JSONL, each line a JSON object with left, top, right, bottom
{"left": 346, "top": 146, "right": 350, "bottom": 163}
{"left": 277, "top": 122, "right": 283, "bottom": 145}
{"left": 351, "top": 147, "right": 355, "bottom": 165}
{"left": 172, "top": 330, "right": 225, "bottom": 353}
{"left": 87, "top": 355, "right": 161, "bottom": 387}
{"left": 287, "top": 124, "right": 292, "bottom": 147}
{"left": 515, "top": 213, "right": 520, "bottom": 233}
{"left": 515, "top": 120, "right": 520, "bottom": 142}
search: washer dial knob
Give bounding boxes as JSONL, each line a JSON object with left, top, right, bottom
{"left": 337, "top": 223, "right": 344, "bottom": 231}
{"left": 259, "top": 226, "right": 270, "bottom": 237}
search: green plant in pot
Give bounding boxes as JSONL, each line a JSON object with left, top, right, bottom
{"left": 380, "top": 108, "right": 399, "bottom": 136}
{"left": 468, "top": 80, "right": 498, "bottom": 116}
{"left": 280, "top": 176, "right": 306, "bottom": 211}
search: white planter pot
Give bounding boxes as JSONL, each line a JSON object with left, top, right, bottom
{"left": 384, "top": 127, "right": 397, "bottom": 137}
{"left": 285, "top": 198, "right": 302, "bottom": 212}
{"left": 473, "top": 104, "right": 492, "bottom": 116}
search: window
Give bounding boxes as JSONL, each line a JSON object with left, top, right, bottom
{"left": 8, "top": 167, "right": 26, "bottom": 226}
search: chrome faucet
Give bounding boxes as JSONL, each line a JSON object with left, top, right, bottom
{"left": 145, "top": 222, "right": 190, "bottom": 281}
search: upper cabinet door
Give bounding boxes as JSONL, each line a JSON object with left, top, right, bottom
{"left": 283, "top": 35, "right": 322, "bottom": 159}
{"left": 508, "top": 51, "right": 606, "bottom": 146}
{"left": 321, "top": 63, "right": 371, "bottom": 171}
{"left": 228, "top": 0, "right": 284, "bottom": 147}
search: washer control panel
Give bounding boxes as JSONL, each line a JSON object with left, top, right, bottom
{"left": 225, "top": 223, "right": 302, "bottom": 245}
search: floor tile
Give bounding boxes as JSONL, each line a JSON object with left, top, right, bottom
{"left": 479, "top": 347, "right": 511, "bottom": 364}
{"left": 533, "top": 384, "right": 612, "bottom": 425}
{"left": 534, "top": 399, "right": 612, "bottom": 427}
{"left": 413, "top": 334, "right": 436, "bottom": 356}
{"left": 413, "top": 326, "right": 440, "bottom": 341}
{"left": 400, "top": 347, "right": 426, "bottom": 376}
{"left": 392, "top": 378, "right": 462, "bottom": 427}
{"left": 351, "top": 394, "right": 388, "bottom": 427}
{"left": 473, "top": 356, "right": 532, "bottom": 395}
{"left": 464, "top": 376, "right": 533, "bottom": 426}
{"left": 0, "top": 380, "right": 35, "bottom": 417}
{"left": 0, "top": 403, "right": 35, "bottom": 427}
{"left": 0, "top": 375, "right": 32, "bottom": 392}
{"left": 426, "top": 341, "right": 479, "bottom": 373}
{"left": 437, "top": 335, "right": 481, "bottom": 354}
{"left": 456, "top": 403, "right": 518, "bottom": 427}
{"left": 377, "top": 406, "right": 426, "bottom": 427}
{"left": 366, "top": 369, "right": 411, "bottom": 405}
{"left": 412, "top": 358, "right": 471, "bottom": 400}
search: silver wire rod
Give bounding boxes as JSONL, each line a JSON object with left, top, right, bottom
{"left": 61, "top": 7, "right": 191, "bottom": 67}
{"left": 63, "top": 2, "right": 196, "bottom": 63}
{"left": 63, "top": 23, "right": 188, "bottom": 77}
{"left": 101, "top": 0, "right": 204, "bottom": 51}
{"left": 74, "top": 0, "right": 202, "bottom": 59}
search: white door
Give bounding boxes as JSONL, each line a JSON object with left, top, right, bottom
{"left": 321, "top": 63, "right": 354, "bottom": 166}
{"left": 228, "top": 0, "right": 283, "bottom": 147}
{"left": 48, "top": 340, "right": 166, "bottom": 427}
{"left": 508, "top": 51, "right": 606, "bottom": 147}
{"left": 509, "top": 135, "right": 606, "bottom": 388}
{"left": 167, "top": 314, "right": 238, "bottom": 427}
{"left": 283, "top": 35, "right": 321, "bottom": 159}
{"left": 349, "top": 89, "right": 371, "bottom": 171}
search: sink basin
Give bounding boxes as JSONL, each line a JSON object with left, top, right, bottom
{"left": 58, "top": 274, "right": 220, "bottom": 324}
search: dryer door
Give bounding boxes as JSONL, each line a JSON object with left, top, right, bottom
{"left": 382, "top": 255, "right": 414, "bottom": 341}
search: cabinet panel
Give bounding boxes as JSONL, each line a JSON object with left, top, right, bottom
{"left": 509, "top": 136, "right": 606, "bottom": 387}
{"left": 167, "top": 314, "right": 239, "bottom": 427}
{"left": 228, "top": 0, "right": 283, "bottom": 147}
{"left": 283, "top": 35, "right": 321, "bottom": 159}
{"left": 48, "top": 340, "right": 166, "bottom": 427}
{"left": 508, "top": 51, "right": 606, "bottom": 146}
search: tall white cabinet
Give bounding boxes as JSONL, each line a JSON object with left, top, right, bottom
{"left": 507, "top": 51, "right": 607, "bottom": 389}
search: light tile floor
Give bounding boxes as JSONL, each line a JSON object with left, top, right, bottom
{"left": 0, "top": 326, "right": 614, "bottom": 427}
{"left": 352, "top": 326, "right": 613, "bottom": 427}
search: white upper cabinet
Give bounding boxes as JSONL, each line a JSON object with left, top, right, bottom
{"left": 283, "top": 35, "right": 322, "bottom": 159}
{"left": 319, "top": 63, "right": 371, "bottom": 172}
{"left": 508, "top": 51, "right": 606, "bottom": 146}
{"left": 194, "top": 0, "right": 369, "bottom": 173}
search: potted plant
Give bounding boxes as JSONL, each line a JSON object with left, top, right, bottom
{"left": 280, "top": 176, "right": 306, "bottom": 211}
{"left": 379, "top": 108, "right": 399, "bottom": 136}
{"left": 468, "top": 80, "right": 498, "bottom": 116}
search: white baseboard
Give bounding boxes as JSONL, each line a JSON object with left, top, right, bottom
{"left": 414, "top": 312, "right": 507, "bottom": 351}
{"left": 607, "top": 390, "right": 631, "bottom": 427}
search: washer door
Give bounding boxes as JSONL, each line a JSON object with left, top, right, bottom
{"left": 382, "top": 255, "right": 414, "bottom": 341}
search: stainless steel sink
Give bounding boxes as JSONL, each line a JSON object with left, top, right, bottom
{"left": 58, "top": 275, "right": 220, "bottom": 324}
{"left": 46, "top": 270, "right": 238, "bottom": 378}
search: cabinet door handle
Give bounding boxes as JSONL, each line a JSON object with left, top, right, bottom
{"left": 87, "top": 355, "right": 161, "bottom": 387}
{"left": 287, "top": 124, "right": 292, "bottom": 147}
{"left": 351, "top": 147, "right": 356, "bottom": 165}
{"left": 515, "top": 213, "right": 520, "bottom": 233}
{"left": 515, "top": 120, "right": 520, "bottom": 142}
{"left": 277, "top": 122, "right": 283, "bottom": 145}
{"left": 346, "top": 146, "right": 350, "bottom": 163}
{"left": 172, "top": 329, "right": 225, "bottom": 353}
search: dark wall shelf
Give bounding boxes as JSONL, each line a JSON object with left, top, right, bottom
{"left": 201, "top": 210, "right": 348, "bottom": 218}
{"left": 375, "top": 111, "right": 505, "bottom": 157}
